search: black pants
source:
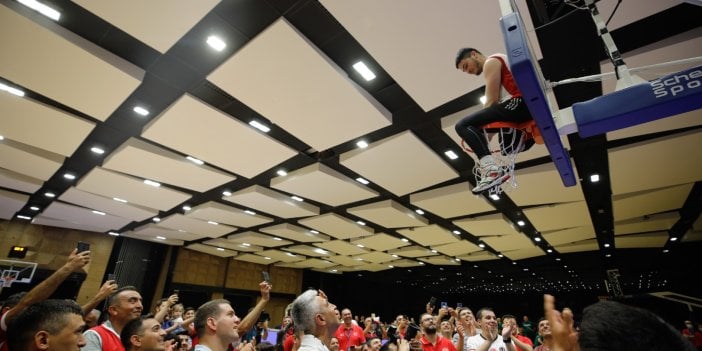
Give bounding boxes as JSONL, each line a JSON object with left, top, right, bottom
{"left": 454, "top": 97, "right": 532, "bottom": 159}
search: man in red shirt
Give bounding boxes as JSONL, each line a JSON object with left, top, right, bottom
{"left": 418, "top": 313, "right": 457, "bottom": 351}
{"left": 502, "top": 315, "right": 533, "bottom": 351}
{"left": 335, "top": 309, "right": 365, "bottom": 351}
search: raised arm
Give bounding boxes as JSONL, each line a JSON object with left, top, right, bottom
{"left": 81, "top": 280, "right": 118, "bottom": 315}
{"left": 238, "top": 281, "right": 272, "bottom": 336}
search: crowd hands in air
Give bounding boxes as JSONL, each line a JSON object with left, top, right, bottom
{"left": 0, "top": 249, "right": 699, "bottom": 351}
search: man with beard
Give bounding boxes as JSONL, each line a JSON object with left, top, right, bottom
{"left": 120, "top": 318, "right": 167, "bottom": 351}
{"left": 417, "top": 313, "right": 456, "bottom": 351}
{"left": 465, "top": 308, "right": 515, "bottom": 351}
{"left": 83, "top": 286, "right": 144, "bottom": 351}
{"left": 290, "top": 289, "right": 339, "bottom": 351}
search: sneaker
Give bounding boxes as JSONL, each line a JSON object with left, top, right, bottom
{"left": 472, "top": 164, "right": 510, "bottom": 193}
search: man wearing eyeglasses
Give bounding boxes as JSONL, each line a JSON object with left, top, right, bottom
{"left": 417, "top": 313, "right": 457, "bottom": 351}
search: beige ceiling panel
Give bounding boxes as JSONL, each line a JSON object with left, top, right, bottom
{"left": 610, "top": 130, "right": 702, "bottom": 194}
{"left": 453, "top": 213, "right": 522, "bottom": 237}
{"left": 0, "top": 6, "right": 141, "bottom": 121}
{"left": 347, "top": 199, "right": 428, "bottom": 228}
{"left": 353, "top": 263, "right": 393, "bottom": 272}
{"left": 614, "top": 212, "right": 679, "bottom": 235}
{"left": 73, "top": 0, "right": 219, "bottom": 53}
{"left": 694, "top": 215, "right": 702, "bottom": 232}
{"left": 555, "top": 239, "right": 599, "bottom": 253}
{"left": 314, "top": 240, "right": 368, "bottom": 256}
{"left": 432, "top": 241, "right": 482, "bottom": 257}
{"left": 326, "top": 255, "right": 366, "bottom": 267}
{"left": 284, "top": 245, "right": 330, "bottom": 258}
{"left": 271, "top": 163, "right": 379, "bottom": 206}
{"left": 59, "top": 187, "right": 156, "bottom": 222}
{"left": 277, "top": 258, "right": 335, "bottom": 270}
{"left": 227, "top": 232, "right": 292, "bottom": 247}
{"left": 186, "top": 244, "right": 237, "bottom": 258}
{"left": 223, "top": 185, "right": 319, "bottom": 219}
{"left": 616, "top": 232, "right": 668, "bottom": 248}
{"left": 209, "top": 19, "right": 391, "bottom": 151}
{"left": 157, "top": 214, "right": 235, "bottom": 238}
{"left": 1, "top": 93, "right": 95, "bottom": 156}
{"left": 0, "top": 139, "right": 64, "bottom": 180}
{"left": 340, "top": 131, "right": 458, "bottom": 196}
{"left": 187, "top": 202, "right": 272, "bottom": 228}
{"left": 39, "top": 202, "right": 132, "bottom": 232}
{"left": 353, "top": 251, "right": 399, "bottom": 264}
{"left": 260, "top": 223, "right": 330, "bottom": 243}
{"left": 613, "top": 184, "right": 692, "bottom": 221}
{"left": 419, "top": 256, "right": 461, "bottom": 266}
{"left": 457, "top": 251, "right": 498, "bottom": 262}
{"left": 0, "top": 189, "right": 29, "bottom": 220}
{"left": 508, "top": 163, "right": 584, "bottom": 206}
{"left": 410, "top": 182, "right": 495, "bottom": 218}
{"left": 351, "top": 233, "right": 411, "bottom": 252}
{"left": 129, "top": 223, "right": 207, "bottom": 241}
{"left": 298, "top": 213, "right": 374, "bottom": 240}
{"left": 76, "top": 167, "right": 191, "bottom": 211}
{"left": 390, "top": 259, "right": 425, "bottom": 268}
{"left": 32, "top": 216, "right": 105, "bottom": 234}
{"left": 0, "top": 168, "right": 42, "bottom": 194}
{"left": 142, "top": 95, "right": 297, "bottom": 179}
{"left": 524, "top": 201, "right": 592, "bottom": 232}
{"left": 683, "top": 230, "right": 702, "bottom": 243}
{"left": 234, "top": 253, "right": 278, "bottom": 265}
{"left": 502, "top": 246, "right": 545, "bottom": 261}
{"left": 388, "top": 245, "right": 437, "bottom": 258}
{"left": 202, "top": 239, "right": 260, "bottom": 253}
{"left": 542, "top": 226, "right": 595, "bottom": 247}
{"left": 120, "top": 232, "right": 184, "bottom": 246}
{"left": 103, "top": 138, "right": 235, "bottom": 192}
{"left": 257, "top": 250, "right": 306, "bottom": 263}
{"left": 397, "top": 224, "right": 459, "bottom": 246}
{"left": 482, "top": 234, "right": 535, "bottom": 252}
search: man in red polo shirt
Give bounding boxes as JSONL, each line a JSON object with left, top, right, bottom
{"left": 335, "top": 308, "right": 365, "bottom": 351}
{"left": 418, "top": 313, "right": 457, "bottom": 351}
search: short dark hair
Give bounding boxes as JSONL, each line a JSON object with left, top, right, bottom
{"left": 7, "top": 299, "right": 83, "bottom": 351}
{"left": 121, "top": 317, "right": 146, "bottom": 350}
{"left": 194, "top": 299, "right": 230, "bottom": 338}
{"left": 475, "top": 307, "right": 494, "bottom": 320}
{"left": 107, "top": 285, "right": 139, "bottom": 307}
{"left": 455, "top": 48, "right": 481, "bottom": 68}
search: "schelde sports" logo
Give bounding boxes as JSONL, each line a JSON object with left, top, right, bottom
{"left": 650, "top": 68, "right": 701, "bottom": 98}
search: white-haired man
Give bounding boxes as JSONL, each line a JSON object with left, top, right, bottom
{"left": 290, "top": 290, "right": 339, "bottom": 351}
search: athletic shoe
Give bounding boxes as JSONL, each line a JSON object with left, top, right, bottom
{"left": 472, "top": 164, "right": 510, "bottom": 193}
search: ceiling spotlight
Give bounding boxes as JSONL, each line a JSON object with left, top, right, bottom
{"left": 113, "top": 197, "right": 128, "bottom": 203}
{"left": 156, "top": 236, "right": 166, "bottom": 240}
{"left": 415, "top": 209, "right": 425, "bottom": 215}
{"left": 16, "top": 215, "right": 32, "bottom": 220}
{"left": 479, "top": 95, "right": 487, "bottom": 105}
{"left": 517, "top": 220, "right": 525, "bottom": 226}
{"left": 249, "top": 120, "right": 270, "bottom": 133}
{"left": 452, "top": 230, "right": 461, "bottom": 235}
{"left": 108, "top": 232, "right": 120, "bottom": 236}
{"left": 63, "top": 173, "right": 76, "bottom": 180}
{"left": 355, "top": 177, "right": 370, "bottom": 185}
{"left": 182, "top": 205, "right": 191, "bottom": 211}
{"left": 478, "top": 243, "right": 486, "bottom": 248}
{"left": 310, "top": 230, "right": 319, "bottom": 234}
{"left": 356, "top": 244, "right": 364, "bottom": 248}
{"left": 206, "top": 35, "right": 227, "bottom": 51}
{"left": 356, "top": 220, "right": 366, "bottom": 226}
{"left": 352, "top": 61, "right": 376, "bottom": 81}
{"left": 670, "top": 237, "right": 678, "bottom": 242}
{"left": 604, "top": 243, "right": 610, "bottom": 248}
{"left": 605, "top": 253, "right": 611, "bottom": 257}
{"left": 90, "top": 146, "right": 105, "bottom": 154}
{"left": 290, "top": 195, "right": 304, "bottom": 202}
{"left": 44, "top": 192, "right": 56, "bottom": 198}
{"left": 444, "top": 150, "right": 459, "bottom": 160}
{"left": 222, "top": 190, "right": 232, "bottom": 197}
{"left": 207, "top": 221, "right": 219, "bottom": 225}
{"left": 143, "top": 179, "right": 161, "bottom": 187}
{"left": 547, "top": 249, "right": 553, "bottom": 253}
{"left": 276, "top": 170, "right": 287, "bottom": 177}
{"left": 497, "top": 254, "right": 504, "bottom": 258}
{"left": 489, "top": 194, "right": 500, "bottom": 201}
{"left": 401, "top": 238, "right": 409, "bottom": 243}
{"left": 663, "top": 249, "right": 669, "bottom": 253}
{"left": 92, "top": 210, "right": 106, "bottom": 216}
{"left": 152, "top": 217, "right": 161, "bottom": 222}
{"left": 216, "top": 247, "right": 225, "bottom": 251}
{"left": 244, "top": 210, "right": 256, "bottom": 215}
{"left": 356, "top": 140, "right": 369, "bottom": 148}
{"left": 534, "top": 237, "right": 542, "bottom": 242}
{"left": 0, "top": 82, "right": 25, "bottom": 97}
{"left": 29, "top": 206, "right": 40, "bottom": 211}
{"left": 186, "top": 156, "right": 204, "bottom": 165}
{"left": 17, "top": 0, "right": 60, "bottom": 20}
{"left": 590, "top": 174, "right": 600, "bottom": 183}
{"left": 133, "top": 106, "right": 149, "bottom": 116}
{"left": 273, "top": 237, "right": 283, "bottom": 241}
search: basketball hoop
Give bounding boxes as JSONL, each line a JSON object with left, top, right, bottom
{"left": 1, "top": 276, "right": 15, "bottom": 288}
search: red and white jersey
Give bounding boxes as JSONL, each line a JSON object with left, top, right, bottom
{"left": 488, "top": 54, "right": 522, "bottom": 102}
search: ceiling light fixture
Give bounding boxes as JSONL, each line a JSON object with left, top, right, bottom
{"left": 206, "top": 35, "right": 226, "bottom": 51}
{"left": 356, "top": 220, "right": 366, "bottom": 226}
{"left": 44, "top": 192, "right": 55, "bottom": 198}
{"left": 534, "top": 237, "right": 542, "bottom": 242}
{"left": 92, "top": 210, "right": 106, "bottom": 215}
{"left": 156, "top": 236, "right": 166, "bottom": 240}
{"left": 444, "top": 150, "right": 459, "bottom": 160}
{"left": 479, "top": 95, "right": 487, "bottom": 105}
{"left": 113, "top": 197, "right": 128, "bottom": 203}
{"left": 222, "top": 190, "right": 232, "bottom": 197}
{"left": 63, "top": 173, "right": 76, "bottom": 180}
{"left": 356, "top": 140, "right": 369, "bottom": 148}
{"left": 90, "top": 146, "right": 105, "bottom": 154}
{"left": 478, "top": 243, "right": 486, "bottom": 248}
{"left": 517, "top": 220, "right": 525, "bottom": 226}
{"left": 547, "top": 249, "right": 553, "bottom": 253}
{"left": 604, "top": 243, "right": 610, "bottom": 248}
{"left": 276, "top": 170, "right": 287, "bottom": 176}
{"left": 108, "top": 232, "right": 120, "bottom": 236}
{"left": 16, "top": 215, "right": 31, "bottom": 220}
{"left": 152, "top": 217, "right": 160, "bottom": 222}
{"left": 352, "top": 61, "right": 376, "bottom": 81}
{"left": 18, "top": 0, "right": 60, "bottom": 20}
{"left": 0, "top": 82, "right": 25, "bottom": 97}
{"left": 249, "top": 120, "right": 270, "bottom": 133}
{"left": 207, "top": 221, "right": 219, "bottom": 225}
{"left": 216, "top": 247, "right": 225, "bottom": 251}
{"left": 489, "top": 194, "right": 500, "bottom": 201}
{"left": 186, "top": 156, "right": 204, "bottom": 165}
{"left": 143, "top": 179, "right": 160, "bottom": 187}
{"left": 244, "top": 210, "right": 256, "bottom": 215}
{"left": 273, "top": 237, "right": 282, "bottom": 241}
{"left": 452, "top": 230, "right": 461, "bottom": 235}
{"left": 241, "top": 243, "right": 251, "bottom": 247}
{"left": 290, "top": 195, "right": 304, "bottom": 202}
{"left": 29, "top": 206, "right": 40, "bottom": 211}
{"left": 590, "top": 174, "right": 600, "bottom": 183}
{"left": 670, "top": 237, "right": 678, "bottom": 241}
{"left": 497, "top": 254, "right": 504, "bottom": 258}
{"left": 355, "top": 177, "right": 369, "bottom": 185}
{"left": 401, "top": 238, "right": 409, "bottom": 243}
{"left": 133, "top": 106, "right": 149, "bottom": 116}
{"left": 310, "top": 230, "right": 319, "bottom": 234}
{"left": 415, "top": 209, "right": 425, "bottom": 215}
{"left": 182, "top": 205, "right": 191, "bottom": 211}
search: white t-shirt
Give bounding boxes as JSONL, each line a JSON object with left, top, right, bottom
{"left": 465, "top": 333, "right": 508, "bottom": 351}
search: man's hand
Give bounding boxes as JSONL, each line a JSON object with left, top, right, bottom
{"left": 259, "top": 281, "right": 272, "bottom": 301}
{"left": 544, "top": 294, "right": 580, "bottom": 351}
{"left": 501, "top": 324, "right": 512, "bottom": 340}
{"left": 162, "top": 294, "right": 178, "bottom": 308}
{"left": 66, "top": 248, "right": 91, "bottom": 272}
{"left": 97, "top": 280, "right": 118, "bottom": 299}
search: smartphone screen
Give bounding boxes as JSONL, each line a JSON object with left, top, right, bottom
{"left": 440, "top": 301, "right": 448, "bottom": 309}
{"left": 77, "top": 241, "right": 90, "bottom": 253}
{"left": 262, "top": 271, "right": 270, "bottom": 283}
{"left": 456, "top": 302, "right": 463, "bottom": 308}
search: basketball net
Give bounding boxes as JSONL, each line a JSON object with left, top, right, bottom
{"left": 464, "top": 128, "right": 528, "bottom": 195}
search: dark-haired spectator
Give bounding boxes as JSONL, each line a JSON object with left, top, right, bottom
{"left": 83, "top": 286, "right": 143, "bottom": 351}
{"left": 465, "top": 308, "right": 514, "bottom": 351}
{"left": 417, "top": 313, "right": 457, "bottom": 351}
{"left": 6, "top": 299, "right": 86, "bottom": 351}
{"left": 533, "top": 319, "right": 552, "bottom": 351}
{"left": 502, "top": 315, "right": 532, "bottom": 351}
{"left": 120, "top": 317, "right": 166, "bottom": 351}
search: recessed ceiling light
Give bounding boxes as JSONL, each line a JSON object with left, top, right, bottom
{"left": 0, "top": 135, "right": 4, "bottom": 140}
{"left": 605, "top": 253, "right": 611, "bottom": 257}
{"left": 16, "top": 215, "right": 31, "bottom": 220}
{"left": 444, "top": 150, "right": 459, "bottom": 160}
{"left": 156, "top": 236, "right": 166, "bottom": 240}
{"left": 18, "top": 0, "right": 60, "bottom": 20}
{"left": 401, "top": 238, "right": 409, "bottom": 243}
{"left": 388, "top": 265, "right": 394, "bottom": 268}
{"left": 555, "top": 257, "right": 561, "bottom": 261}
{"left": 310, "top": 230, "right": 319, "bottom": 234}
{"left": 29, "top": 206, "right": 40, "bottom": 211}
{"left": 273, "top": 237, "right": 282, "bottom": 241}
{"left": 356, "top": 244, "right": 364, "bottom": 248}
{"left": 206, "top": 35, "right": 226, "bottom": 51}
{"left": 249, "top": 120, "right": 270, "bottom": 133}
{"left": 356, "top": 220, "right": 366, "bottom": 226}
{"left": 479, "top": 95, "right": 487, "bottom": 105}
{"left": 182, "top": 205, "right": 191, "bottom": 211}
{"left": 207, "top": 221, "right": 219, "bottom": 225}
{"left": 133, "top": 106, "right": 149, "bottom": 116}
{"left": 547, "top": 249, "right": 553, "bottom": 253}
{"left": 391, "top": 254, "right": 399, "bottom": 258}
{"left": 44, "top": 192, "right": 55, "bottom": 198}
{"left": 355, "top": 177, "right": 369, "bottom": 185}
{"left": 352, "top": 61, "right": 376, "bottom": 81}
{"left": 0, "top": 82, "right": 25, "bottom": 97}
{"left": 241, "top": 243, "right": 251, "bottom": 247}
{"left": 290, "top": 195, "right": 304, "bottom": 202}
{"left": 314, "top": 248, "right": 327, "bottom": 254}
{"left": 452, "top": 230, "right": 461, "bottom": 235}
{"left": 431, "top": 249, "right": 438, "bottom": 253}
{"left": 216, "top": 247, "right": 225, "bottom": 251}
{"left": 478, "top": 243, "right": 486, "bottom": 248}
{"left": 418, "top": 262, "right": 425, "bottom": 265}
{"left": 497, "top": 254, "right": 504, "bottom": 258}
{"left": 63, "top": 173, "right": 76, "bottom": 180}
{"left": 356, "top": 140, "right": 369, "bottom": 148}
{"left": 186, "top": 156, "right": 204, "bottom": 165}
{"left": 534, "top": 237, "right": 542, "bottom": 242}
{"left": 108, "top": 232, "right": 120, "bottom": 236}
{"left": 153, "top": 217, "right": 161, "bottom": 222}
{"left": 517, "top": 220, "right": 525, "bottom": 226}
{"left": 663, "top": 249, "right": 669, "bottom": 253}
{"left": 92, "top": 210, "right": 106, "bottom": 216}
{"left": 276, "top": 170, "right": 287, "bottom": 177}
{"left": 670, "top": 237, "right": 678, "bottom": 241}
{"left": 143, "top": 179, "right": 160, "bottom": 187}
{"left": 244, "top": 210, "right": 256, "bottom": 215}
{"left": 286, "top": 253, "right": 296, "bottom": 257}
{"left": 489, "top": 194, "right": 500, "bottom": 201}
{"left": 113, "top": 197, "right": 128, "bottom": 203}
{"left": 264, "top": 257, "right": 271, "bottom": 260}
{"left": 222, "top": 190, "right": 232, "bottom": 197}
{"left": 90, "top": 146, "right": 105, "bottom": 154}
{"left": 590, "top": 174, "right": 600, "bottom": 183}
{"left": 604, "top": 243, "right": 610, "bottom": 248}
{"left": 331, "top": 269, "right": 338, "bottom": 273}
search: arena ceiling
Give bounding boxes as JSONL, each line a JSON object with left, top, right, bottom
{"left": 1, "top": 0, "right": 701, "bottom": 295}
